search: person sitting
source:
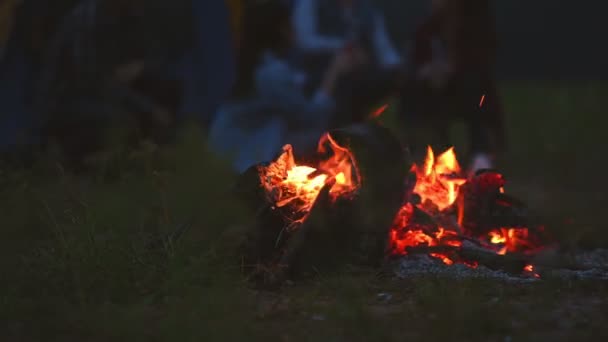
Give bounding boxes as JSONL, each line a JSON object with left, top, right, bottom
{"left": 400, "top": 0, "right": 506, "bottom": 174}
{"left": 208, "top": 0, "right": 361, "bottom": 173}
{"left": 291, "top": 0, "right": 404, "bottom": 126}
{"left": 0, "top": 0, "right": 236, "bottom": 166}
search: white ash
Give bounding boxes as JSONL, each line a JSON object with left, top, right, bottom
{"left": 393, "top": 254, "right": 538, "bottom": 283}
{"left": 545, "top": 248, "right": 608, "bottom": 280}
{"left": 393, "top": 248, "right": 608, "bottom": 282}
{"left": 543, "top": 268, "right": 608, "bottom": 280}
{"left": 573, "top": 249, "right": 608, "bottom": 269}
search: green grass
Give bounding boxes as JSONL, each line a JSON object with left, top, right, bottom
{"left": 1, "top": 83, "right": 607, "bottom": 341}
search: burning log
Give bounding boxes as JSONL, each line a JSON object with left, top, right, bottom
{"left": 387, "top": 146, "right": 551, "bottom": 275}
{"left": 326, "top": 123, "right": 411, "bottom": 264}
{"left": 237, "top": 122, "right": 408, "bottom": 287}
{"left": 276, "top": 182, "right": 333, "bottom": 275}
{"left": 458, "top": 169, "right": 529, "bottom": 236}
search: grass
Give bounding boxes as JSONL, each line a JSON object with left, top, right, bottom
{"left": 1, "top": 82, "right": 607, "bottom": 341}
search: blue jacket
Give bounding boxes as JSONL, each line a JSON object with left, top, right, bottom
{"left": 176, "top": 0, "right": 236, "bottom": 127}
{"left": 208, "top": 52, "right": 332, "bottom": 173}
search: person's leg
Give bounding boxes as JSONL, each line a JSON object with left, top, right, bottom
{"left": 398, "top": 72, "right": 449, "bottom": 158}
{"left": 0, "top": 39, "right": 39, "bottom": 159}
{"left": 448, "top": 72, "right": 497, "bottom": 174}
{"left": 177, "top": 0, "right": 236, "bottom": 133}
{"left": 482, "top": 80, "right": 507, "bottom": 155}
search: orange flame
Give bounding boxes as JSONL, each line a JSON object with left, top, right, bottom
{"left": 412, "top": 146, "right": 467, "bottom": 211}
{"left": 389, "top": 146, "right": 541, "bottom": 269}
{"left": 389, "top": 203, "right": 461, "bottom": 265}
{"left": 317, "top": 133, "right": 360, "bottom": 198}
{"left": 390, "top": 147, "right": 467, "bottom": 265}
{"left": 260, "top": 133, "right": 359, "bottom": 222}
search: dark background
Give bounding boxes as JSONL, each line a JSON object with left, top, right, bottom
{"left": 2, "top": 2, "right": 608, "bottom": 340}
{"left": 380, "top": 0, "right": 608, "bottom": 80}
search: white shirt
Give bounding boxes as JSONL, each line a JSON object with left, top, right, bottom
{"left": 292, "top": 0, "right": 402, "bottom": 68}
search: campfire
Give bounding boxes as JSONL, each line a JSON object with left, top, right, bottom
{"left": 388, "top": 146, "right": 543, "bottom": 278}
{"left": 259, "top": 133, "right": 360, "bottom": 227}
{"left": 238, "top": 123, "right": 549, "bottom": 286}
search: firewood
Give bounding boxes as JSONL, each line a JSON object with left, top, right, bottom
{"left": 278, "top": 182, "right": 333, "bottom": 270}
{"left": 328, "top": 122, "right": 411, "bottom": 257}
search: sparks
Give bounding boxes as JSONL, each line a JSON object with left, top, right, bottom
{"left": 479, "top": 94, "right": 485, "bottom": 107}
{"left": 370, "top": 104, "right": 389, "bottom": 119}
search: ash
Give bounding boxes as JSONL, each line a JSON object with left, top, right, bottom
{"left": 393, "top": 249, "right": 608, "bottom": 282}
{"left": 546, "top": 249, "right": 608, "bottom": 280}
{"left": 573, "top": 249, "right": 608, "bottom": 269}
{"left": 393, "top": 255, "right": 538, "bottom": 283}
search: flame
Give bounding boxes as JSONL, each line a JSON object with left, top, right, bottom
{"left": 389, "top": 146, "right": 542, "bottom": 270}
{"left": 412, "top": 146, "right": 467, "bottom": 211}
{"left": 317, "top": 133, "right": 360, "bottom": 197}
{"left": 487, "top": 228, "right": 536, "bottom": 255}
{"left": 260, "top": 133, "right": 359, "bottom": 222}
{"left": 389, "top": 147, "right": 467, "bottom": 265}
{"left": 389, "top": 204, "right": 460, "bottom": 265}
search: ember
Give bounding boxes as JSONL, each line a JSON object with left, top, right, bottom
{"left": 246, "top": 125, "right": 549, "bottom": 286}
{"left": 389, "top": 146, "right": 545, "bottom": 275}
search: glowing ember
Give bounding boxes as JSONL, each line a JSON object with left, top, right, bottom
{"left": 389, "top": 203, "right": 461, "bottom": 265}
{"left": 523, "top": 264, "right": 540, "bottom": 278}
{"left": 260, "top": 133, "right": 359, "bottom": 223}
{"left": 487, "top": 228, "right": 536, "bottom": 255}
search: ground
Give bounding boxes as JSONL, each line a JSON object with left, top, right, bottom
{"left": 1, "top": 82, "right": 607, "bottom": 341}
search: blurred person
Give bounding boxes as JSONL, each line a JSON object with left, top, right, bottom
{"left": 208, "top": 0, "right": 361, "bottom": 173}
{"left": 0, "top": 0, "right": 236, "bottom": 165}
{"left": 401, "top": 0, "right": 506, "bottom": 174}
{"left": 291, "top": 0, "right": 404, "bottom": 126}
{"left": 175, "top": 0, "right": 236, "bottom": 131}
{"left": 0, "top": 0, "right": 38, "bottom": 159}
